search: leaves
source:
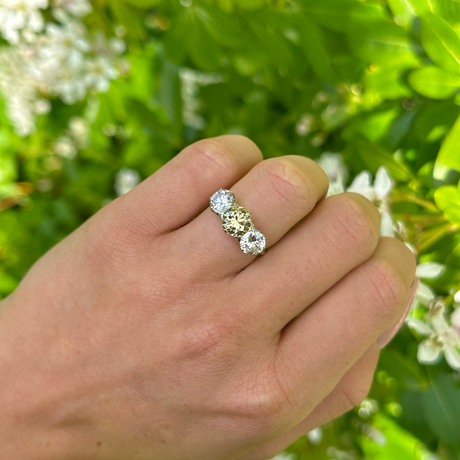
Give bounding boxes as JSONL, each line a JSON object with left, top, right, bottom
{"left": 421, "top": 368, "right": 460, "bottom": 448}
{"left": 408, "top": 65, "right": 460, "bottom": 99}
{"left": 420, "top": 12, "right": 460, "bottom": 75}
{"left": 435, "top": 114, "right": 460, "bottom": 174}
{"left": 356, "top": 141, "right": 414, "bottom": 181}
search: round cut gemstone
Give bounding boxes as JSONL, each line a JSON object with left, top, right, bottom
{"left": 222, "top": 206, "right": 252, "bottom": 239}
{"left": 240, "top": 228, "right": 266, "bottom": 255}
{"left": 210, "top": 189, "right": 236, "bottom": 215}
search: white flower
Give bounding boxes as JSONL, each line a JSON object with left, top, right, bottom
{"left": 53, "top": 136, "right": 77, "bottom": 158}
{"left": 179, "top": 67, "right": 223, "bottom": 129}
{"left": 41, "top": 22, "right": 89, "bottom": 69}
{"left": 452, "top": 308, "right": 460, "bottom": 331}
{"left": 415, "top": 262, "right": 446, "bottom": 279}
{"left": 414, "top": 281, "right": 436, "bottom": 307}
{"left": 316, "top": 152, "right": 348, "bottom": 197}
{"left": 0, "top": 0, "right": 47, "bottom": 44}
{"left": 454, "top": 290, "right": 460, "bottom": 303}
{"left": 269, "top": 454, "right": 296, "bottom": 460}
{"left": 52, "top": 0, "right": 92, "bottom": 17}
{"left": 347, "top": 166, "right": 394, "bottom": 237}
{"left": 406, "top": 303, "right": 460, "bottom": 370}
{"left": 306, "top": 427, "right": 323, "bottom": 445}
{"left": 115, "top": 168, "right": 140, "bottom": 196}
{"left": 84, "top": 57, "right": 118, "bottom": 93}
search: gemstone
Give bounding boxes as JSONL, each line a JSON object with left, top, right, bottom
{"left": 240, "top": 228, "right": 266, "bottom": 255}
{"left": 222, "top": 206, "right": 252, "bottom": 239}
{"left": 210, "top": 189, "right": 236, "bottom": 216}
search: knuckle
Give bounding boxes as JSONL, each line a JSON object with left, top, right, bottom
{"left": 190, "top": 139, "right": 238, "bottom": 178}
{"left": 340, "top": 382, "right": 371, "bottom": 412}
{"left": 261, "top": 159, "right": 313, "bottom": 210}
{"left": 82, "top": 206, "right": 140, "bottom": 268}
{"left": 179, "top": 314, "right": 240, "bottom": 361}
{"left": 331, "top": 194, "right": 379, "bottom": 258}
{"left": 365, "top": 258, "right": 408, "bottom": 323}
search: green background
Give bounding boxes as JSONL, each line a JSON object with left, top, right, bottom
{"left": 1, "top": 0, "right": 460, "bottom": 459}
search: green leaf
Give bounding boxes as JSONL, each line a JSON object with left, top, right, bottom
{"left": 195, "top": 6, "right": 248, "bottom": 49}
{"left": 434, "top": 185, "right": 459, "bottom": 210}
{"left": 421, "top": 12, "right": 460, "bottom": 75}
{"left": 235, "top": 0, "right": 265, "bottom": 11}
{"left": 409, "top": 65, "right": 460, "bottom": 99}
{"left": 356, "top": 140, "right": 414, "bottom": 181}
{"left": 187, "top": 10, "right": 222, "bottom": 70}
{"left": 108, "top": 0, "right": 145, "bottom": 40}
{"left": 347, "top": 17, "right": 420, "bottom": 67}
{"left": 405, "top": 0, "right": 432, "bottom": 15}
{"left": 0, "top": 151, "right": 17, "bottom": 185}
{"left": 360, "top": 413, "right": 429, "bottom": 460}
{"left": 242, "top": 13, "right": 292, "bottom": 69}
{"left": 388, "top": 0, "right": 417, "bottom": 28}
{"left": 296, "top": 15, "right": 339, "bottom": 83}
{"left": 122, "top": 0, "right": 163, "bottom": 8}
{"left": 380, "top": 349, "right": 428, "bottom": 390}
{"left": 303, "top": 0, "right": 384, "bottom": 33}
{"left": 421, "top": 368, "right": 460, "bottom": 448}
{"left": 435, "top": 113, "right": 460, "bottom": 173}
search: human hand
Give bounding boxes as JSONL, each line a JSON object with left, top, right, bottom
{"left": 0, "top": 135, "right": 417, "bottom": 460}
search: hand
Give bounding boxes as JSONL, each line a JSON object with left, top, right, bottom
{"left": 0, "top": 135, "right": 417, "bottom": 460}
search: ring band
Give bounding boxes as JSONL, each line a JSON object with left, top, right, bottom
{"left": 210, "top": 189, "right": 266, "bottom": 255}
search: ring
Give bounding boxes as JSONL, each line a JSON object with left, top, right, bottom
{"left": 210, "top": 189, "right": 266, "bottom": 255}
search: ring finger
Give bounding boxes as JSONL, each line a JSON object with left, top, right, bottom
{"left": 169, "top": 155, "right": 329, "bottom": 277}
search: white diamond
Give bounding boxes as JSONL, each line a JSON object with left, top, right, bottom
{"left": 240, "top": 228, "right": 266, "bottom": 255}
{"left": 210, "top": 189, "right": 236, "bottom": 215}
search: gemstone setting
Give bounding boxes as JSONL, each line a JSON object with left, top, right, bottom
{"left": 210, "top": 189, "right": 236, "bottom": 216}
{"left": 240, "top": 228, "right": 266, "bottom": 255}
{"left": 222, "top": 206, "right": 252, "bottom": 239}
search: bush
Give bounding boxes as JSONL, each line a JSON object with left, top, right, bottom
{"left": 1, "top": 0, "right": 460, "bottom": 458}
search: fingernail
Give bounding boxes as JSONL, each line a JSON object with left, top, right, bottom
{"left": 377, "top": 277, "right": 420, "bottom": 349}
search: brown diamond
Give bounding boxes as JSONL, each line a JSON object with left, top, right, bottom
{"left": 222, "top": 206, "right": 252, "bottom": 239}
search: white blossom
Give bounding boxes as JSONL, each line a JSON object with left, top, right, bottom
{"left": 115, "top": 168, "right": 140, "bottom": 196}
{"left": 416, "top": 262, "right": 446, "bottom": 279}
{"left": 179, "top": 67, "right": 223, "bottom": 129}
{"left": 454, "top": 290, "right": 460, "bottom": 303}
{"left": 316, "top": 152, "right": 348, "bottom": 197}
{"left": 306, "top": 427, "right": 323, "bottom": 445}
{"left": 53, "top": 136, "right": 77, "bottom": 158}
{"left": 0, "top": 0, "right": 47, "bottom": 44}
{"left": 85, "top": 57, "right": 118, "bottom": 93}
{"left": 406, "top": 302, "right": 460, "bottom": 370}
{"left": 0, "top": 2, "right": 124, "bottom": 135}
{"left": 52, "top": 0, "right": 92, "bottom": 17}
{"left": 347, "top": 166, "right": 394, "bottom": 236}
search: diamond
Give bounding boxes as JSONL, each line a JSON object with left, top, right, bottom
{"left": 222, "top": 206, "right": 252, "bottom": 239}
{"left": 240, "top": 228, "right": 266, "bottom": 255}
{"left": 210, "top": 189, "right": 236, "bottom": 216}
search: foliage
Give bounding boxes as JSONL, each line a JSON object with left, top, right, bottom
{"left": 1, "top": 0, "right": 460, "bottom": 459}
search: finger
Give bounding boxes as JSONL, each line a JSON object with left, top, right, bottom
{"left": 274, "top": 238, "right": 416, "bottom": 425}
{"left": 236, "top": 193, "right": 381, "bottom": 331}
{"left": 172, "top": 156, "right": 329, "bottom": 277}
{"left": 102, "top": 135, "right": 263, "bottom": 238}
{"left": 239, "top": 346, "right": 379, "bottom": 460}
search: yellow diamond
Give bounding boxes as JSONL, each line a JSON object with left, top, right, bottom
{"left": 222, "top": 206, "right": 252, "bottom": 239}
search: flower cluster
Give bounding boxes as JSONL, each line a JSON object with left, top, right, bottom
{"left": 406, "top": 264, "right": 460, "bottom": 370}
{"left": 0, "top": 0, "right": 125, "bottom": 136}
{"left": 317, "top": 152, "right": 460, "bottom": 371}
{"left": 316, "top": 153, "right": 395, "bottom": 237}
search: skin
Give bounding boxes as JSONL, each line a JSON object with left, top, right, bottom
{"left": 0, "top": 135, "right": 417, "bottom": 460}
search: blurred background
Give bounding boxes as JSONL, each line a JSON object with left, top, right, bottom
{"left": 1, "top": 0, "right": 460, "bottom": 459}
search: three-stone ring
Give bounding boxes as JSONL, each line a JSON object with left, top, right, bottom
{"left": 210, "top": 189, "right": 266, "bottom": 255}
